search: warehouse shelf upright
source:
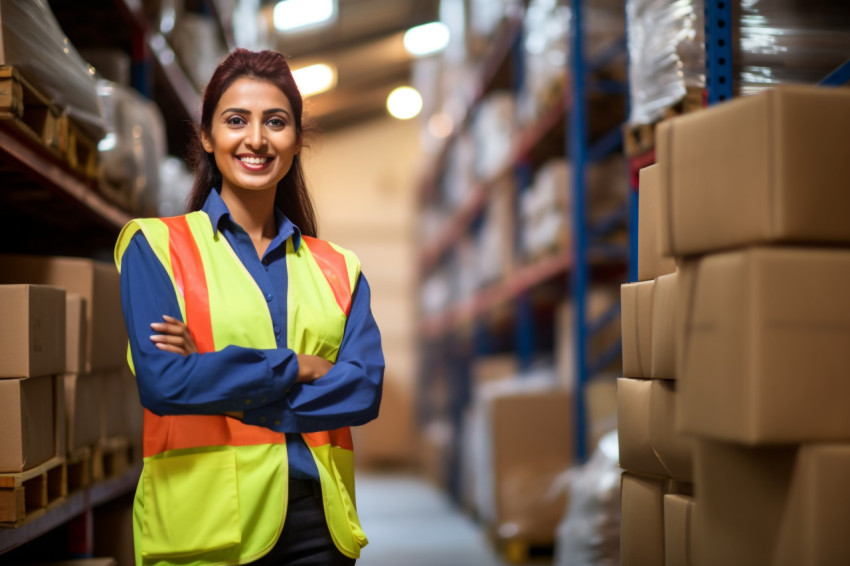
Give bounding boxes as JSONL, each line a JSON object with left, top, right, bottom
{"left": 415, "top": 4, "right": 630, "bottom": 498}
{"left": 568, "top": 0, "right": 629, "bottom": 463}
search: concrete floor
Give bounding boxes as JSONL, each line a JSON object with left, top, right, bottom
{"left": 355, "top": 473, "right": 546, "bottom": 566}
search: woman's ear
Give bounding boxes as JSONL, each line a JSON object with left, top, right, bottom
{"left": 201, "top": 131, "right": 214, "bottom": 153}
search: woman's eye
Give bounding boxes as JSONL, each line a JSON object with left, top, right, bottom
{"left": 267, "top": 117, "right": 286, "bottom": 127}
{"left": 226, "top": 116, "right": 246, "bottom": 126}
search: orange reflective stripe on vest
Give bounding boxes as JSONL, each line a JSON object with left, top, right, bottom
{"left": 303, "top": 236, "right": 352, "bottom": 316}
{"left": 302, "top": 428, "right": 354, "bottom": 451}
{"left": 143, "top": 216, "right": 285, "bottom": 459}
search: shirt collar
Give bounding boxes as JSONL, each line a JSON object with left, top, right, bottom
{"left": 201, "top": 189, "right": 302, "bottom": 251}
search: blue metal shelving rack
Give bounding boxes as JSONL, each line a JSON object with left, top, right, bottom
{"left": 568, "top": 0, "right": 629, "bottom": 463}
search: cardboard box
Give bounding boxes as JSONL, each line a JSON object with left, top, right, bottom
{"left": 0, "top": 284, "right": 66, "bottom": 378}
{"left": 664, "top": 494, "right": 695, "bottom": 566}
{"left": 471, "top": 383, "right": 572, "bottom": 543}
{"left": 656, "top": 85, "right": 850, "bottom": 256}
{"left": 621, "top": 281, "right": 654, "bottom": 378}
{"left": 638, "top": 165, "right": 677, "bottom": 280}
{"left": 66, "top": 294, "right": 87, "bottom": 375}
{"left": 693, "top": 440, "right": 850, "bottom": 566}
{"left": 620, "top": 472, "right": 666, "bottom": 566}
{"left": 774, "top": 444, "right": 850, "bottom": 566}
{"left": 0, "top": 375, "right": 56, "bottom": 472}
{"left": 584, "top": 374, "right": 618, "bottom": 453}
{"left": 678, "top": 247, "right": 850, "bottom": 443}
{"left": 650, "top": 379, "right": 694, "bottom": 484}
{"left": 650, "top": 272, "right": 678, "bottom": 379}
{"left": 65, "top": 372, "right": 103, "bottom": 451}
{"left": 0, "top": 254, "right": 126, "bottom": 372}
{"left": 617, "top": 378, "right": 668, "bottom": 477}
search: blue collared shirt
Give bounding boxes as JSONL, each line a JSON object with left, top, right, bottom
{"left": 118, "top": 189, "right": 384, "bottom": 480}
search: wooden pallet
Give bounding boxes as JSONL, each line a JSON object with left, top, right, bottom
{"left": 0, "top": 65, "right": 99, "bottom": 180}
{"left": 0, "top": 456, "right": 67, "bottom": 528}
{"left": 92, "top": 437, "right": 132, "bottom": 483}
{"left": 0, "top": 66, "right": 66, "bottom": 156}
{"left": 492, "top": 536, "right": 555, "bottom": 564}
{"left": 66, "top": 446, "right": 92, "bottom": 494}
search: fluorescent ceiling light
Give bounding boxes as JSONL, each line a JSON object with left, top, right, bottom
{"left": 274, "top": 0, "right": 336, "bottom": 32}
{"left": 403, "top": 22, "right": 450, "bottom": 57}
{"left": 292, "top": 63, "right": 336, "bottom": 97}
{"left": 387, "top": 86, "right": 423, "bottom": 120}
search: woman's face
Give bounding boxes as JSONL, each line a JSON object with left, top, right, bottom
{"left": 202, "top": 77, "right": 301, "bottom": 196}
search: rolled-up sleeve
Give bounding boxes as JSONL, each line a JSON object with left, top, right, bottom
{"left": 243, "top": 273, "right": 384, "bottom": 432}
{"left": 119, "top": 232, "right": 299, "bottom": 415}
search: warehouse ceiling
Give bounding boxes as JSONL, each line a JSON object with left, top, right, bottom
{"left": 264, "top": 0, "right": 441, "bottom": 129}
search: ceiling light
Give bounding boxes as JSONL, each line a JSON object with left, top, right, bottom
{"left": 403, "top": 22, "right": 450, "bottom": 57}
{"left": 274, "top": 0, "right": 336, "bottom": 32}
{"left": 292, "top": 63, "right": 336, "bottom": 97}
{"left": 387, "top": 86, "right": 423, "bottom": 120}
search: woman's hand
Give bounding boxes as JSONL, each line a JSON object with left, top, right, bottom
{"left": 297, "top": 354, "right": 333, "bottom": 383}
{"left": 150, "top": 315, "right": 199, "bottom": 356}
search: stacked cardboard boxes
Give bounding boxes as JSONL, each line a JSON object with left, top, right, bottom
{"left": 618, "top": 161, "right": 693, "bottom": 566}
{"left": 0, "top": 255, "right": 142, "bottom": 482}
{"left": 633, "top": 85, "right": 850, "bottom": 565}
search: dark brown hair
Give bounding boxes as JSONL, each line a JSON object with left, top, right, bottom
{"left": 185, "top": 48, "right": 318, "bottom": 237}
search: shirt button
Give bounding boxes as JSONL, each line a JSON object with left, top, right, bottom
{"left": 259, "top": 416, "right": 267, "bottom": 424}
{"left": 265, "top": 293, "right": 273, "bottom": 302}
{"left": 261, "top": 397, "right": 268, "bottom": 403}
{"left": 274, "top": 420, "right": 281, "bottom": 426}
{"left": 245, "top": 399, "right": 252, "bottom": 405}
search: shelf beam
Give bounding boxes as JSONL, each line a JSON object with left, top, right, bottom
{"left": 0, "top": 464, "right": 142, "bottom": 555}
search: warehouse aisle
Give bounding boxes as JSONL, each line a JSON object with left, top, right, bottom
{"left": 355, "top": 473, "right": 537, "bottom": 566}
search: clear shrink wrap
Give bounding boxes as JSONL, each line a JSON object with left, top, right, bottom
{"left": 554, "top": 430, "right": 622, "bottom": 566}
{"left": 0, "top": 0, "right": 104, "bottom": 138}
{"left": 735, "top": 0, "right": 850, "bottom": 95}
{"left": 627, "top": 0, "right": 850, "bottom": 126}
{"left": 96, "top": 81, "right": 166, "bottom": 216}
{"left": 626, "top": 0, "right": 705, "bottom": 126}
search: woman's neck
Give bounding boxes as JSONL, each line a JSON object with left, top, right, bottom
{"left": 219, "top": 186, "right": 277, "bottom": 255}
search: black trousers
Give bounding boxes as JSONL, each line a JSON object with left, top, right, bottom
{"left": 249, "top": 480, "right": 357, "bottom": 566}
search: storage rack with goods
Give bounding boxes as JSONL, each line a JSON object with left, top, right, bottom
{"left": 0, "top": 0, "right": 234, "bottom": 559}
{"left": 415, "top": 0, "right": 631, "bottom": 508}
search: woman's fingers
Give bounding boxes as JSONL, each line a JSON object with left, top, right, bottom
{"left": 150, "top": 315, "right": 198, "bottom": 356}
{"left": 149, "top": 334, "right": 187, "bottom": 346}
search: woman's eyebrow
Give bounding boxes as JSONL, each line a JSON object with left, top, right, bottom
{"left": 220, "top": 107, "right": 291, "bottom": 117}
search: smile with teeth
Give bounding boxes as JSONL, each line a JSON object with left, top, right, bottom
{"left": 238, "top": 155, "right": 271, "bottom": 165}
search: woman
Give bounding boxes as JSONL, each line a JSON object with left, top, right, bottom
{"left": 115, "top": 48, "right": 384, "bottom": 566}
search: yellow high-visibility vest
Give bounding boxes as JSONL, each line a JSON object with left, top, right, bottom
{"left": 115, "top": 211, "right": 367, "bottom": 566}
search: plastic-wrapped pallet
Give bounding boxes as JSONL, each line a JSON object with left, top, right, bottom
{"left": 554, "top": 430, "right": 622, "bottom": 566}
{"left": 626, "top": 0, "right": 850, "bottom": 126}
{"left": 734, "top": 0, "right": 850, "bottom": 96}
{"left": 0, "top": 0, "right": 104, "bottom": 139}
{"left": 96, "top": 80, "right": 167, "bottom": 216}
{"left": 626, "top": 0, "right": 705, "bottom": 127}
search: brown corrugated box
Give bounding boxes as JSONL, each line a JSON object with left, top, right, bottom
{"left": 617, "top": 377, "right": 668, "bottom": 477}
{"left": 65, "top": 294, "right": 87, "bottom": 375}
{"left": 656, "top": 85, "right": 850, "bottom": 257}
{"left": 620, "top": 472, "right": 666, "bottom": 566}
{"left": 638, "top": 164, "right": 677, "bottom": 280}
{"left": 621, "top": 280, "right": 654, "bottom": 378}
{"left": 0, "top": 375, "right": 56, "bottom": 472}
{"left": 0, "top": 284, "right": 66, "bottom": 378}
{"left": 489, "top": 388, "right": 572, "bottom": 544}
{"left": 664, "top": 493, "right": 695, "bottom": 566}
{"left": 0, "top": 254, "right": 126, "bottom": 373}
{"left": 678, "top": 247, "right": 850, "bottom": 443}
{"left": 650, "top": 272, "right": 677, "bottom": 379}
{"left": 650, "top": 379, "right": 693, "bottom": 484}
{"left": 693, "top": 440, "right": 850, "bottom": 566}
{"left": 65, "top": 372, "right": 103, "bottom": 451}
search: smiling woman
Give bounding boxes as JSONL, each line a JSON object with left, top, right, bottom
{"left": 114, "top": 48, "right": 384, "bottom": 566}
